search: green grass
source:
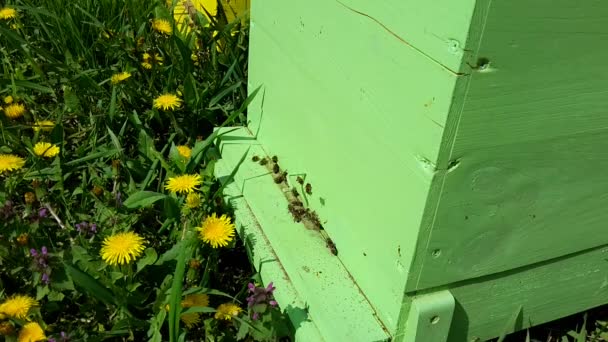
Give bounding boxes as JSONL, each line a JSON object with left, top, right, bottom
{"left": 0, "top": 0, "right": 289, "bottom": 341}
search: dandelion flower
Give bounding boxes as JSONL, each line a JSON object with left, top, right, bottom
{"left": 182, "top": 293, "right": 209, "bottom": 308}
{"left": 3, "top": 103, "right": 25, "bottom": 119}
{"left": 111, "top": 71, "right": 131, "bottom": 85}
{"left": 100, "top": 232, "right": 146, "bottom": 266}
{"left": 17, "top": 322, "right": 45, "bottom": 342}
{"left": 32, "top": 120, "right": 55, "bottom": 132}
{"left": 185, "top": 193, "right": 200, "bottom": 209}
{"left": 4, "top": 95, "right": 13, "bottom": 104}
{"left": 33, "top": 142, "right": 60, "bottom": 158}
{"left": 180, "top": 293, "right": 209, "bottom": 328}
{"left": 154, "top": 53, "right": 164, "bottom": 64}
{"left": 153, "top": 93, "right": 181, "bottom": 111}
{"left": 180, "top": 312, "right": 200, "bottom": 328}
{"left": 0, "top": 154, "right": 26, "bottom": 173}
{"left": 0, "top": 7, "right": 17, "bottom": 20}
{"left": 197, "top": 213, "right": 236, "bottom": 248}
{"left": 165, "top": 174, "right": 201, "bottom": 194}
{"left": 214, "top": 303, "right": 242, "bottom": 320}
{"left": 152, "top": 19, "right": 172, "bottom": 35}
{"left": 176, "top": 145, "right": 191, "bottom": 158}
{"left": 0, "top": 295, "right": 37, "bottom": 319}
{"left": 141, "top": 53, "right": 153, "bottom": 69}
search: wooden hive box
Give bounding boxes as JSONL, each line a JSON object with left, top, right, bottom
{"left": 215, "top": 0, "right": 608, "bottom": 341}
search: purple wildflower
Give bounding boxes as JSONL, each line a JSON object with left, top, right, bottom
{"left": 246, "top": 281, "right": 278, "bottom": 320}
{"left": 38, "top": 207, "right": 48, "bottom": 218}
{"left": 30, "top": 247, "right": 52, "bottom": 285}
{"left": 75, "top": 221, "right": 99, "bottom": 236}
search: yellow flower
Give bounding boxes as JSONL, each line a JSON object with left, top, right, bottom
{"left": 24, "top": 192, "right": 36, "bottom": 204}
{"left": 182, "top": 293, "right": 209, "bottom": 308}
{"left": 0, "top": 7, "right": 17, "bottom": 20}
{"left": 17, "top": 322, "right": 45, "bottom": 342}
{"left": 32, "top": 120, "right": 55, "bottom": 132}
{"left": 154, "top": 53, "right": 164, "bottom": 64}
{"left": 0, "top": 321, "right": 15, "bottom": 336}
{"left": 177, "top": 145, "right": 191, "bottom": 159}
{"left": 164, "top": 174, "right": 201, "bottom": 194}
{"left": 153, "top": 93, "right": 182, "bottom": 111}
{"left": 33, "top": 142, "right": 60, "bottom": 158}
{"left": 3, "top": 103, "right": 25, "bottom": 119}
{"left": 4, "top": 95, "right": 13, "bottom": 104}
{"left": 214, "top": 303, "right": 242, "bottom": 320}
{"left": 142, "top": 52, "right": 151, "bottom": 60}
{"left": 141, "top": 61, "right": 153, "bottom": 70}
{"left": 0, "top": 295, "right": 37, "bottom": 319}
{"left": 100, "top": 232, "right": 146, "bottom": 266}
{"left": 197, "top": 213, "right": 236, "bottom": 248}
{"left": 180, "top": 312, "right": 200, "bottom": 328}
{"left": 0, "top": 154, "right": 26, "bottom": 173}
{"left": 111, "top": 71, "right": 131, "bottom": 84}
{"left": 152, "top": 19, "right": 173, "bottom": 35}
{"left": 185, "top": 193, "right": 201, "bottom": 209}
{"left": 180, "top": 293, "right": 209, "bottom": 328}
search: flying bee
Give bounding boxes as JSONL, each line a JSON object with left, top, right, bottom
{"left": 259, "top": 158, "right": 268, "bottom": 166}
{"left": 296, "top": 176, "right": 304, "bottom": 185}
{"left": 272, "top": 155, "right": 278, "bottom": 163}
{"left": 305, "top": 183, "right": 312, "bottom": 195}
{"left": 251, "top": 155, "right": 260, "bottom": 162}
{"left": 272, "top": 163, "right": 279, "bottom": 174}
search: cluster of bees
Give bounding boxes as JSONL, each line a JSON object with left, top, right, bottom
{"left": 251, "top": 154, "right": 337, "bottom": 256}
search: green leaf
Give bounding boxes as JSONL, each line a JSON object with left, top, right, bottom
{"left": 168, "top": 242, "right": 187, "bottom": 342}
{"left": 497, "top": 305, "right": 522, "bottom": 342}
{"left": 65, "top": 263, "right": 117, "bottom": 307}
{"left": 64, "top": 149, "right": 119, "bottom": 166}
{"left": 109, "top": 86, "right": 118, "bottom": 120}
{"left": 47, "top": 290, "right": 65, "bottom": 302}
{"left": 137, "top": 248, "right": 158, "bottom": 273}
{"left": 123, "top": 191, "right": 167, "bottom": 209}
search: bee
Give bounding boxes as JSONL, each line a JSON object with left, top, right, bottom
{"left": 251, "top": 155, "right": 260, "bottom": 162}
{"left": 296, "top": 176, "right": 304, "bottom": 185}
{"left": 272, "top": 163, "right": 280, "bottom": 174}
{"left": 326, "top": 239, "right": 338, "bottom": 256}
{"left": 259, "top": 158, "right": 268, "bottom": 166}
{"left": 306, "top": 210, "right": 321, "bottom": 228}
{"left": 274, "top": 171, "right": 287, "bottom": 184}
{"left": 272, "top": 155, "right": 278, "bottom": 163}
{"left": 305, "top": 183, "right": 312, "bottom": 195}
{"left": 291, "top": 187, "right": 300, "bottom": 198}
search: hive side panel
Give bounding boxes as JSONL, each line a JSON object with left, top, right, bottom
{"left": 247, "top": 0, "right": 470, "bottom": 330}
{"left": 414, "top": 0, "right": 608, "bottom": 289}
{"left": 448, "top": 246, "right": 608, "bottom": 341}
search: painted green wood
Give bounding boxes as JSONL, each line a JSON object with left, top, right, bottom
{"left": 398, "top": 291, "right": 455, "bottom": 342}
{"left": 411, "top": 0, "right": 608, "bottom": 290}
{"left": 331, "top": 0, "right": 477, "bottom": 73}
{"left": 247, "top": 0, "right": 468, "bottom": 330}
{"left": 217, "top": 0, "right": 608, "bottom": 340}
{"left": 215, "top": 142, "right": 325, "bottom": 341}
{"left": 446, "top": 246, "right": 608, "bottom": 342}
{"left": 215, "top": 128, "right": 390, "bottom": 341}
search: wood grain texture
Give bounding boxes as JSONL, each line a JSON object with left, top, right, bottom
{"left": 448, "top": 246, "right": 608, "bottom": 341}
{"left": 247, "top": 0, "right": 468, "bottom": 330}
{"left": 337, "top": 0, "right": 477, "bottom": 72}
{"left": 413, "top": 0, "right": 608, "bottom": 289}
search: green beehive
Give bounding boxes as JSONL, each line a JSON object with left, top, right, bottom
{"left": 215, "top": 0, "right": 608, "bottom": 341}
